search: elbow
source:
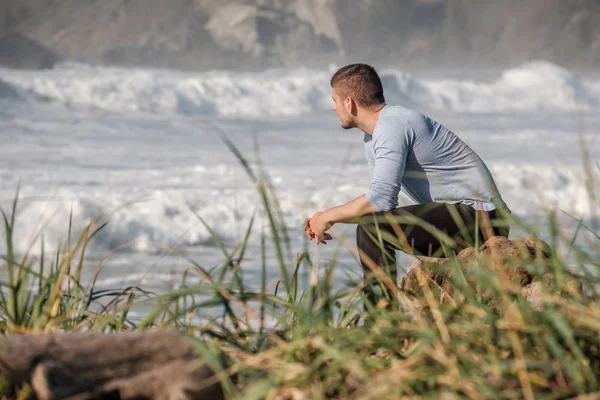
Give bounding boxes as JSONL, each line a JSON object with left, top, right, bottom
{"left": 366, "top": 187, "right": 399, "bottom": 212}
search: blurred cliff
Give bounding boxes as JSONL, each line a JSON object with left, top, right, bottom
{"left": 1, "top": 0, "right": 599, "bottom": 70}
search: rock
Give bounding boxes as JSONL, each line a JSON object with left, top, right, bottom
{"left": 3, "top": 0, "right": 600, "bottom": 71}
{"left": 0, "top": 32, "right": 62, "bottom": 69}
{"left": 400, "top": 236, "right": 584, "bottom": 311}
{"left": 205, "top": 4, "right": 339, "bottom": 67}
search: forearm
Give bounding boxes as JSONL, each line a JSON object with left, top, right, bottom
{"left": 322, "top": 194, "right": 376, "bottom": 225}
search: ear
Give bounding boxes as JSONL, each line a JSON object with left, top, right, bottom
{"left": 344, "top": 96, "right": 355, "bottom": 114}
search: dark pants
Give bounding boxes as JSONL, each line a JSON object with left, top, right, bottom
{"left": 356, "top": 202, "right": 511, "bottom": 308}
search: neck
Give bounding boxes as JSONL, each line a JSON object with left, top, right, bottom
{"left": 357, "top": 103, "right": 386, "bottom": 135}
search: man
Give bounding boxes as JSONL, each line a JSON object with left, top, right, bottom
{"left": 304, "top": 63, "right": 510, "bottom": 308}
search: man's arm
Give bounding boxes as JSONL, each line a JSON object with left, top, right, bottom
{"left": 306, "top": 194, "right": 376, "bottom": 243}
{"left": 365, "top": 119, "right": 412, "bottom": 211}
{"left": 322, "top": 119, "right": 413, "bottom": 226}
{"left": 322, "top": 194, "right": 376, "bottom": 225}
{"left": 306, "top": 119, "right": 413, "bottom": 242}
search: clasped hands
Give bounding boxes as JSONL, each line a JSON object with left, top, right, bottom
{"left": 304, "top": 211, "right": 333, "bottom": 245}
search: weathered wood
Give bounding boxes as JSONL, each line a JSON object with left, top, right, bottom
{"left": 0, "top": 329, "right": 227, "bottom": 400}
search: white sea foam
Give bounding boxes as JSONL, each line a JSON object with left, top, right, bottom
{"left": 2, "top": 162, "right": 597, "bottom": 257}
{"left": 0, "top": 61, "right": 598, "bottom": 262}
{"left": 4, "top": 189, "right": 254, "bottom": 256}
{"left": 417, "top": 62, "right": 600, "bottom": 112}
{"left": 0, "top": 77, "right": 26, "bottom": 102}
{"left": 1, "top": 61, "right": 599, "bottom": 118}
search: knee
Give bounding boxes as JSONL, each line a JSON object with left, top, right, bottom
{"left": 356, "top": 224, "right": 368, "bottom": 247}
{"left": 356, "top": 223, "right": 378, "bottom": 249}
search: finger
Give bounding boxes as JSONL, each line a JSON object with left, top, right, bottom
{"left": 303, "top": 218, "right": 311, "bottom": 231}
{"left": 324, "top": 233, "right": 333, "bottom": 240}
{"left": 305, "top": 220, "right": 313, "bottom": 233}
{"left": 315, "top": 233, "right": 327, "bottom": 244}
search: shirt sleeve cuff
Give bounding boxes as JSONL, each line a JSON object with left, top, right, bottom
{"left": 366, "top": 190, "right": 384, "bottom": 212}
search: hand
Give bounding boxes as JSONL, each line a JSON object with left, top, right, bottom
{"left": 304, "top": 216, "right": 332, "bottom": 244}
{"left": 307, "top": 211, "right": 334, "bottom": 244}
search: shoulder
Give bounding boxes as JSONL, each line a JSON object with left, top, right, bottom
{"left": 373, "top": 105, "right": 417, "bottom": 141}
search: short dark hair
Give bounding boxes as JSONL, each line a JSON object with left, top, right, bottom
{"left": 330, "top": 63, "right": 385, "bottom": 108}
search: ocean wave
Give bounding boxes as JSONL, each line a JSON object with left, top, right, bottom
{"left": 0, "top": 162, "right": 596, "bottom": 256}
{"left": 417, "top": 61, "right": 600, "bottom": 112}
{"left": 2, "top": 190, "right": 253, "bottom": 256}
{"left": 0, "top": 78, "right": 24, "bottom": 100}
{"left": 1, "top": 61, "right": 599, "bottom": 117}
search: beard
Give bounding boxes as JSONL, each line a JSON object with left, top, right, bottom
{"left": 340, "top": 116, "right": 357, "bottom": 130}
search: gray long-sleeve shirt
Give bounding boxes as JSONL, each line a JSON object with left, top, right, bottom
{"left": 364, "top": 105, "right": 507, "bottom": 212}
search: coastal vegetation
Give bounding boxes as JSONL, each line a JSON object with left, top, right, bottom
{"left": 0, "top": 151, "right": 598, "bottom": 399}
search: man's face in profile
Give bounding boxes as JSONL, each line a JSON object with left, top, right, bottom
{"left": 331, "top": 86, "right": 356, "bottom": 130}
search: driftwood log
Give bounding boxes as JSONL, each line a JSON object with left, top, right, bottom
{"left": 0, "top": 329, "right": 227, "bottom": 400}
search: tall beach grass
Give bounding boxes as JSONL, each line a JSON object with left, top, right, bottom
{"left": 0, "top": 143, "right": 599, "bottom": 399}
